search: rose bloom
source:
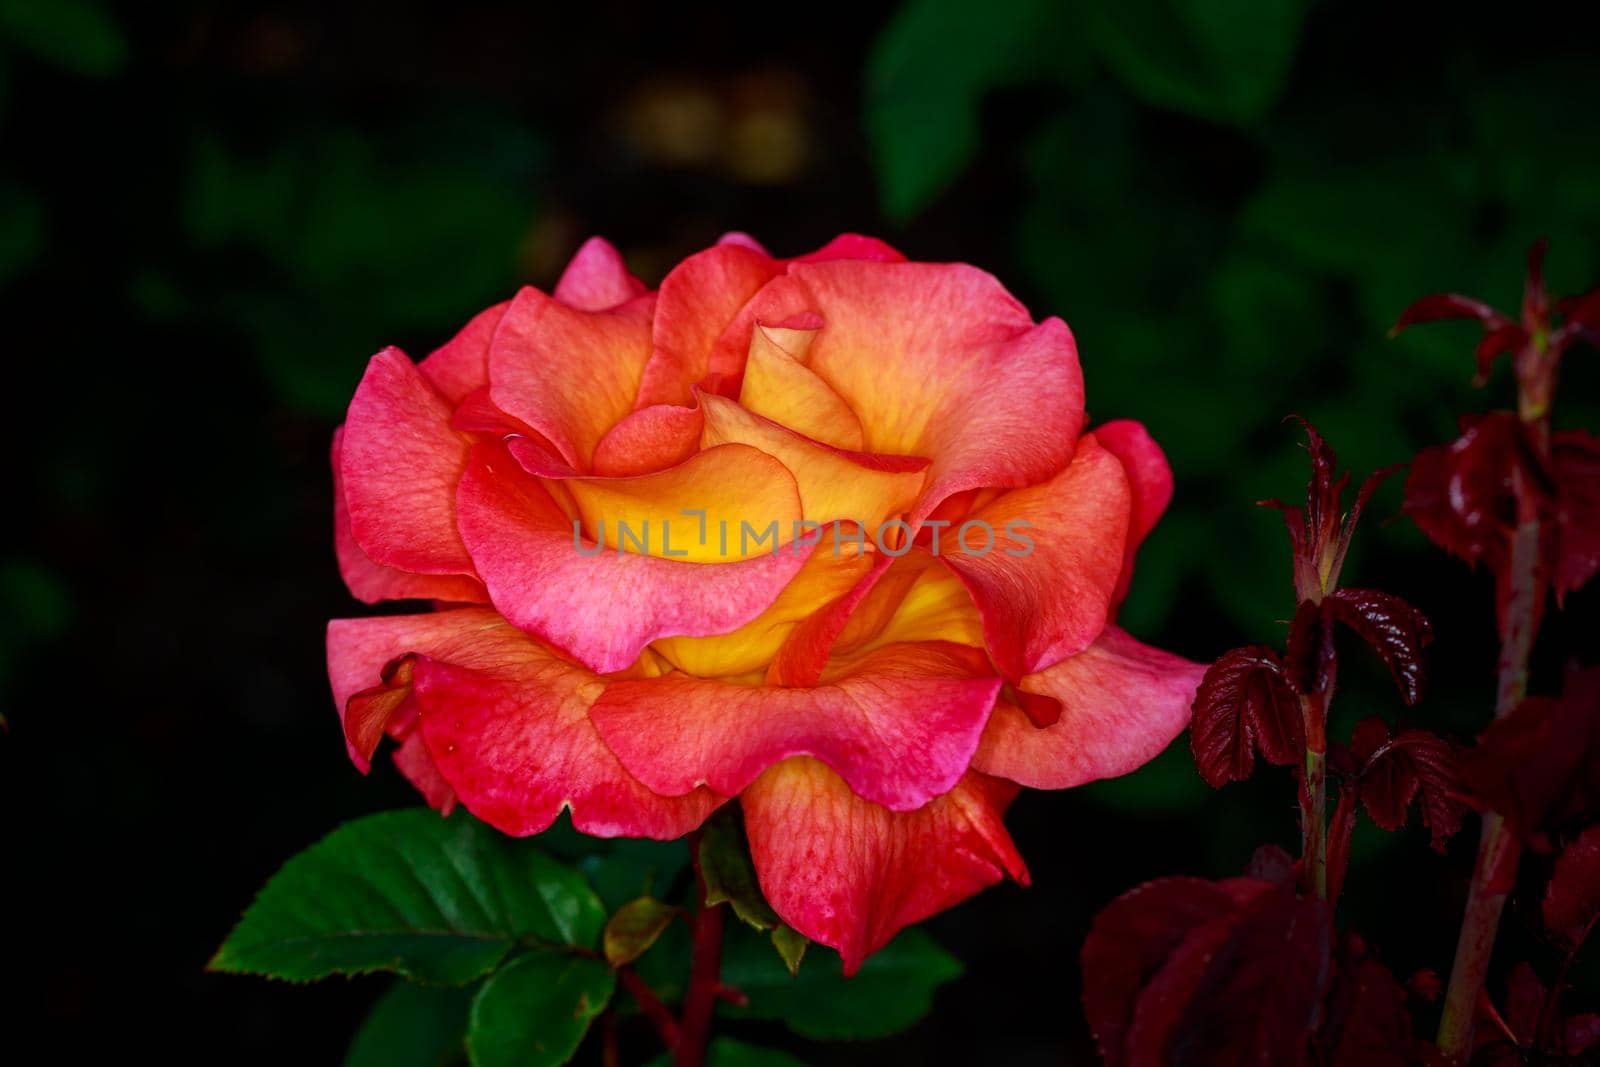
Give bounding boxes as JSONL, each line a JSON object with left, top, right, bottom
{"left": 327, "top": 233, "right": 1202, "bottom": 972}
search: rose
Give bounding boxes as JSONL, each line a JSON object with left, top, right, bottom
{"left": 326, "top": 233, "right": 1202, "bottom": 971}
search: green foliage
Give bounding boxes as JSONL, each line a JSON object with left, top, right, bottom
{"left": 211, "top": 809, "right": 604, "bottom": 984}
{"left": 719, "top": 924, "right": 962, "bottom": 1041}
{"left": 1083, "top": 0, "right": 1306, "bottom": 125}
{"left": 465, "top": 952, "right": 615, "bottom": 1067}
{"left": 345, "top": 982, "right": 473, "bottom": 1067}
{"left": 865, "top": 2, "right": 1600, "bottom": 647}
{"left": 0, "top": 0, "right": 126, "bottom": 78}
{"left": 865, "top": 0, "right": 1089, "bottom": 221}
{"left": 697, "top": 809, "right": 809, "bottom": 974}
{"left": 602, "top": 896, "right": 679, "bottom": 967}
{"left": 183, "top": 116, "right": 543, "bottom": 416}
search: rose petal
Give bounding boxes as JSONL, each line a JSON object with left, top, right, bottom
{"left": 455, "top": 442, "right": 813, "bottom": 673}
{"left": 590, "top": 641, "right": 1002, "bottom": 811}
{"left": 591, "top": 403, "right": 704, "bottom": 477}
{"left": 488, "top": 286, "right": 655, "bottom": 469}
{"left": 698, "top": 392, "right": 926, "bottom": 530}
{"left": 392, "top": 730, "right": 458, "bottom": 816}
{"left": 341, "top": 347, "right": 478, "bottom": 578}
{"left": 737, "top": 321, "right": 865, "bottom": 450}
{"left": 651, "top": 545, "right": 874, "bottom": 677}
{"left": 1093, "top": 419, "right": 1175, "bottom": 605}
{"left": 636, "top": 243, "right": 784, "bottom": 407}
{"left": 790, "top": 233, "right": 907, "bottom": 264}
{"left": 552, "top": 236, "right": 647, "bottom": 312}
{"left": 738, "top": 261, "right": 1086, "bottom": 520}
{"left": 940, "top": 433, "right": 1131, "bottom": 679}
{"left": 418, "top": 301, "right": 509, "bottom": 404}
{"left": 326, "top": 608, "right": 718, "bottom": 838}
{"left": 743, "top": 760, "right": 1028, "bottom": 974}
{"left": 332, "top": 429, "right": 487, "bottom": 605}
{"left": 971, "top": 627, "right": 1204, "bottom": 789}
{"left": 563, "top": 441, "right": 803, "bottom": 563}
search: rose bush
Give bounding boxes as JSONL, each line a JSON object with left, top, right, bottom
{"left": 326, "top": 232, "right": 1202, "bottom": 971}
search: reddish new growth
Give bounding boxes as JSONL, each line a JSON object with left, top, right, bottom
{"left": 1397, "top": 240, "right": 1600, "bottom": 625}
{"left": 1393, "top": 241, "right": 1600, "bottom": 1063}
{"left": 1083, "top": 423, "right": 1463, "bottom": 1065}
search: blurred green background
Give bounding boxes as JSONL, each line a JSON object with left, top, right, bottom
{"left": 3, "top": 1, "right": 1597, "bottom": 1063}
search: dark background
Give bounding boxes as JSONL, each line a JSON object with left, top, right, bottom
{"left": 4, "top": 1, "right": 1598, "bottom": 1062}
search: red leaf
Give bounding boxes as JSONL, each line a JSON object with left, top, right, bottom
{"left": 1321, "top": 937, "right": 1417, "bottom": 1067}
{"left": 1327, "top": 588, "right": 1433, "bottom": 705}
{"left": 1551, "top": 430, "right": 1600, "bottom": 601}
{"left": 1124, "top": 883, "right": 1332, "bottom": 1067}
{"left": 1080, "top": 877, "right": 1247, "bottom": 1067}
{"left": 1403, "top": 413, "right": 1535, "bottom": 572}
{"left": 1190, "top": 646, "right": 1305, "bottom": 787}
{"left": 1390, "top": 293, "right": 1509, "bottom": 334}
{"left": 1353, "top": 720, "right": 1466, "bottom": 851}
{"left": 1351, "top": 718, "right": 1417, "bottom": 831}
{"left": 1286, "top": 599, "right": 1337, "bottom": 696}
{"left": 1472, "top": 324, "right": 1527, "bottom": 386}
{"left": 1543, "top": 825, "right": 1600, "bottom": 949}
{"left": 1461, "top": 666, "right": 1600, "bottom": 838}
{"left": 1245, "top": 844, "right": 1298, "bottom": 886}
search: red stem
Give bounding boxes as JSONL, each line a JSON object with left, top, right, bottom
{"left": 619, "top": 967, "right": 679, "bottom": 1048}
{"left": 1437, "top": 481, "right": 1543, "bottom": 1057}
{"left": 673, "top": 832, "right": 725, "bottom": 1067}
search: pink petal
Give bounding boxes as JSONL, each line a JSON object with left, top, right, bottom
{"left": 789, "top": 233, "right": 907, "bottom": 264}
{"left": 326, "top": 608, "right": 718, "bottom": 838}
{"left": 743, "top": 760, "right": 1028, "bottom": 974}
{"left": 1093, "top": 420, "right": 1175, "bottom": 605}
{"left": 340, "top": 347, "right": 478, "bottom": 578}
{"left": 971, "top": 627, "right": 1204, "bottom": 789}
{"left": 455, "top": 442, "right": 813, "bottom": 673}
{"left": 736, "top": 261, "right": 1086, "bottom": 522}
{"left": 636, "top": 242, "right": 785, "bottom": 407}
{"left": 488, "top": 286, "right": 656, "bottom": 469}
{"left": 591, "top": 403, "right": 705, "bottom": 477}
{"left": 940, "top": 433, "right": 1131, "bottom": 679}
{"left": 552, "top": 236, "right": 648, "bottom": 311}
{"left": 590, "top": 641, "right": 1002, "bottom": 812}
{"left": 418, "top": 301, "right": 509, "bottom": 404}
{"left": 331, "top": 429, "right": 487, "bottom": 605}
{"left": 392, "top": 730, "right": 458, "bottom": 816}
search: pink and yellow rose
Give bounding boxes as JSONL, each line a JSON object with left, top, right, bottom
{"left": 326, "top": 232, "right": 1202, "bottom": 971}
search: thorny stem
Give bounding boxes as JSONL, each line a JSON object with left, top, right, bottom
{"left": 673, "top": 830, "right": 725, "bottom": 1067}
{"left": 1437, "top": 485, "right": 1544, "bottom": 1057}
{"left": 1300, "top": 688, "right": 1330, "bottom": 900}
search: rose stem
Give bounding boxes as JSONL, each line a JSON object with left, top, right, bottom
{"left": 619, "top": 968, "right": 679, "bottom": 1048}
{"left": 673, "top": 829, "right": 725, "bottom": 1067}
{"left": 1437, "top": 399, "right": 1548, "bottom": 1056}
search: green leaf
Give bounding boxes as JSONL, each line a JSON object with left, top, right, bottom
{"left": 1084, "top": 0, "right": 1306, "bottom": 126}
{"left": 645, "top": 1037, "right": 809, "bottom": 1067}
{"left": 603, "top": 897, "right": 678, "bottom": 967}
{"left": 466, "top": 953, "right": 614, "bottom": 1067}
{"left": 719, "top": 924, "right": 961, "bottom": 1040}
{"left": 694, "top": 810, "right": 810, "bottom": 974}
{"left": 769, "top": 925, "right": 808, "bottom": 978}
{"left": 212, "top": 809, "right": 605, "bottom": 984}
{"left": 345, "top": 981, "right": 472, "bottom": 1067}
{"left": 698, "top": 810, "right": 780, "bottom": 930}
{"left": 864, "top": 0, "right": 1087, "bottom": 221}
{"left": 0, "top": 0, "right": 127, "bottom": 78}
